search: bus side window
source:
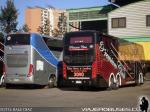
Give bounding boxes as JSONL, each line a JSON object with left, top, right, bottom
{"left": 43, "top": 37, "right": 48, "bottom": 43}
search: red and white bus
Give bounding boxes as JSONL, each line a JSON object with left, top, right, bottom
{"left": 58, "top": 31, "right": 144, "bottom": 89}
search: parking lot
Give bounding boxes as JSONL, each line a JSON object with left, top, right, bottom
{"left": 0, "top": 81, "right": 149, "bottom": 112}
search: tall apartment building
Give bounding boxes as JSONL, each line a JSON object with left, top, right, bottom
{"left": 25, "top": 6, "right": 64, "bottom": 36}
{"left": 25, "top": 7, "right": 42, "bottom": 33}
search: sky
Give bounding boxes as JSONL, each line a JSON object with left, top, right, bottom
{"left": 0, "top": 0, "right": 109, "bottom": 28}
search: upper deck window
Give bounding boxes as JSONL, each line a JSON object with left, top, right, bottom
{"left": 146, "top": 15, "right": 150, "bottom": 27}
{"left": 111, "top": 17, "right": 126, "bottom": 28}
{"left": 5, "top": 34, "right": 30, "bottom": 45}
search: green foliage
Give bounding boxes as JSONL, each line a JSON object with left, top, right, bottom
{"left": 37, "top": 19, "right": 51, "bottom": 36}
{"left": 44, "top": 19, "right": 50, "bottom": 35}
{"left": 0, "top": 0, "right": 18, "bottom": 34}
{"left": 37, "top": 26, "right": 44, "bottom": 35}
{"left": 52, "top": 28, "right": 60, "bottom": 37}
{"left": 22, "top": 24, "right": 30, "bottom": 32}
{"left": 57, "top": 13, "right": 67, "bottom": 37}
{"left": 0, "top": 32, "right": 4, "bottom": 41}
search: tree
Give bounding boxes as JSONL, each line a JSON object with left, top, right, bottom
{"left": 51, "top": 13, "right": 67, "bottom": 37}
{"left": 37, "top": 18, "right": 51, "bottom": 35}
{"left": 52, "top": 28, "right": 60, "bottom": 37}
{"left": 43, "top": 19, "right": 50, "bottom": 35}
{"left": 37, "top": 26, "right": 44, "bottom": 35}
{"left": 0, "top": 32, "right": 4, "bottom": 41}
{"left": 22, "top": 24, "right": 30, "bottom": 32}
{"left": 57, "top": 13, "right": 67, "bottom": 37}
{"left": 0, "top": 0, "right": 18, "bottom": 34}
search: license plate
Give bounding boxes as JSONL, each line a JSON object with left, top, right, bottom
{"left": 14, "top": 79, "right": 19, "bottom": 82}
{"left": 19, "top": 76, "right": 24, "bottom": 80}
{"left": 75, "top": 81, "right": 82, "bottom": 84}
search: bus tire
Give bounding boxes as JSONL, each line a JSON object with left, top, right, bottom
{"left": 0, "top": 75, "right": 5, "bottom": 87}
{"left": 136, "top": 72, "right": 144, "bottom": 86}
{"left": 48, "top": 75, "right": 56, "bottom": 88}
{"left": 108, "top": 73, "right": 117, "bottom": 90}
{"left": 5, "top": 83, "right": 12, "bottom": 89}
{"left": 116, "top": 73, "right": 121, "bottom": 88}
{"left": 57, "top": 75, "right": 63, "bottom": 88}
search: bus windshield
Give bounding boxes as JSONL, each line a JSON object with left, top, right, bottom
{"left": 5, "top": 34, "right": 30, "bottom": 45}
{"left": 64, "top": 33, "right": 95, "bottom": 65}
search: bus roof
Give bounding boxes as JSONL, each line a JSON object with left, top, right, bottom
{"left": 7, "top": 32, "right": 63, "bottom": 40}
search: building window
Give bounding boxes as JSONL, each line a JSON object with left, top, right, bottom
{"left": 146, "top": 15, "right": 150, "bottom": 27}
{"left": 111, "top": 17, "right": 126, "bottom": 28}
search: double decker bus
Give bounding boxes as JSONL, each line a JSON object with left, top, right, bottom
{"left": 58, "top": 31, "right": 144, "bottom": 89}
{"left": 4, "top": 33, "right": 63, "bottom": 88}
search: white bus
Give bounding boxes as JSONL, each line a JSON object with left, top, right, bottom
{"left": 4, "top": 33, "right": 63, "bottom": 88}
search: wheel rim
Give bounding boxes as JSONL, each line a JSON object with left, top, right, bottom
{"left": 0, "top": 76, "right": 5, "bottom": 87}
{"left": 139, "top": 73, "right": 144, "bottom": 84}
{"left": 109, "top": 76, "right": 114, "bottom": 88}
{"left": 48, "top": 76, "right": 56, "bottom": 88}
{"left": 2, "top": 77, "right": 5, "bottom": 86}
{"left": 116, "top": 74, "right": 121, "bottom": 87}
{"left": 116, "top": 76, "right": 119, "bottom": 87}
